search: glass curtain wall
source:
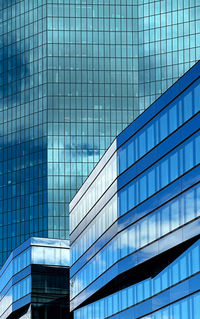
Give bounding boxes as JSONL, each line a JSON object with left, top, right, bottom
{"left": 0, "top": 0, "right": 200, "bottom": 267}
{"left": 137, "top": 0, "right": 200, "bottom": 110}
{"left": 0, "top": 0, "right": 48, "bottom": 267}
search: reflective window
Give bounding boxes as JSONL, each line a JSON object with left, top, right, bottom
{"left": 71, "top": 182, "right": 200, "bottom": 298}
{"left": 0, "top": 238, "right": 69, "bottom": 317}
{"left": 70, "top": 153, "right": 117, "bottom": 233}
{"left": 118, "top": 131, "right": 200, "bottom": 217}
{"left": 74, "top": 240, "right": 200, "bottom": 319}
{"left": 118, "top": 79, "right": 200, "bottom": 175}
{"left": 140, "top": 292, "right": 200, "bottom": 319}
{"left": 71, "top": 195, "right": 117, "bottom": 265}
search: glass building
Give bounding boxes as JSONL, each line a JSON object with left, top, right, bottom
{"left": 70, "top": 61, "right": 200, "bottom": 318}
{"left": 0, "top": 237, "right": 70, "bottom": 319}
{"left": 0, "top": 0, "right": 200, "bottom": 267}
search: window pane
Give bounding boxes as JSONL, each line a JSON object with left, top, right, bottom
{"left": 161, "top": 206, "right": 170, "bottom": 235}
{"left": 184, "top": 140, "right": 194, "bottom": 172}
{"left": 160, "top": 158, "right": 169, "bottom": 188}
{"left": 147, "top": 123, "right": 155, "bottom": 151}
{"left": 127, "top": 139, "right": 134, "bottom": 167}
{"left": 169, "top": 103, "right": 178, "bottom": 133}
{"left": 183, "top": 89, "right": 193, "bottom": 121}
{"left": 128, "top": 182, "right": 135, "bottom": 211}
{"left": 194, "top": 82, "right": 200, "bottom": 113}
{"left": 170, "top": 152, "right": 178, "bottom": 181}
{"left": 148, "top": 168, "right": 156, "bottom": 197}
{"left": 140, "top": 175, "right": 147, "bottom": 202}
{"left": 159, "top": 111, "right": 168, "bottom": 140}
{"left": 139, "top": 131, "right": 146, "bottom": 157}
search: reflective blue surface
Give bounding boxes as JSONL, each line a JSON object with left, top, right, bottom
{"left": 0, "top": 0, "right": 48, "bottom": 267}
{"left": 71, "top": 182, "right": 200, "bottom": 299}
{"left": 0, "top": 237, "right": 69, "bottom": 318}
{"left": 70, "top": 153, "right": 117, "bottom": 233}
{"left": 71, "top": 116, "right": 200, "bottom": 265}
{"left": 118, "top": 78, "right": 200, "bottom": 174}
{"left": 118, "top": 130, "right": 200, "bottom": 217}
{"left": 71, "top": 194, "right": 118, "bottom": 265}
{"left": 140, "top": 291, "right": 200, "bottom": 319}
{"left": 71, "top": 127, "right": 200, "bottom": 283}
{"left": 70, "top": 62, "right": 200, "bottom": 313}
{"left": 0, "top": 276, "right": 31, "bottom": 319}
{"left": 74, "top": 239, "right": 200, "bottom": 318}
{"left": 1, "top": 0, "right": 200, "bottom": 267}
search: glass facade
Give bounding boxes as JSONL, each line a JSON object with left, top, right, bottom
{"left": 31, "top": 265, "right": 72, "bottom": 319}
{"left": 70, "top": 62, "right": 200, "bottom": 317}
{"left": 137, "top": 0, "right": 200, "bottom": 109}
{"left": 76, "top": 290, "right": 200, "bottom": 319}
{"left": 0, "top": 0, "right": 48, "bottom": 267}
{"left": 140, "top": 292, "right": 200, "bottom": 319}
{"left": 0, "top": 237, "right": 70, "bottom": 319}
{"left": 70, "top": 71, "right": 200, "bottom": 266}
{"left": 74, "top": 239, "right": 200, "bottom": 318}
{"left": 71, "top": 182, "right": 200, "bottom": 298}
{"left": 1, "top": 0, "right": 200, "bottom": 268}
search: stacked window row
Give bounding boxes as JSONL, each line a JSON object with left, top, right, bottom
{"left": 71, "top": 182, "right": 200, "bottom": 299}
{"left": 0, "top": 244, "right": 69, "bottom": 303}
{"left": 0, "top": 248, "right": 30, "bottom": 297}
{"left": 46, "top": 4, "right": 138, "bottom": 19}
{"left": 48, "top": 217, "right": 70, "bottom": 240}
{"left": 138, "top": 2, "right": 199, "bottom": 19}
{"left": 47, "top": 19, "right": 138, "bottom": 33}
{"left": 142, "top": 36, "right": 198, "bottom": 59}
{"left": 0, "top": 6, "right": 46, "bottom": 29}
{"left": 45, "top": 35, "right": 199, "bottom": 54}
{"left": 1, "top": 21, "right": 46, "bottom": 42}
{"left": 74, "top": 239, "right": 200, "bottom": 319}
{"left": 71, "top": 195, "right": 117, "bottom": 265}
{"left": 46, "top": 57, "right": 138, "bottom": 74}
{"left": 45, "top": 2, "right": 200, "bottom": 20}
{"left": 31, "top": 245, "right": 69, "bottom": 267}
{"left": 1, "top": 115, "right": 47, "bottom": 138}
{"left": 72, "top": 129, "right": 200, "bottom": 267}
{"left": 119, "top": 130, "right": 200, "bottom": 217}
{"left": 140, "top": 291, "right": 200, "bottom": 319}
{"left": 0, "top": 162, "right": 47, "bottom": 187}
{"left": 119, "top": 78, "right": 200, "bottom": 174}
{"left": 0, "top": 192, "right": 47, "bottom": 219}
{"left": 0, "top": 276, "right": 31, "bottom": 319}
{"left": 0, "top": 223, "right": 47, "bottom": 267}
{"left": 70, "top": 153, "right": 117, "bottom": 233}
{"left": 139, "top": 12, "right": 199, "bottom": 33}
{"left": 0, "top": 0, "right": 44, "bottom": 13}
{"left": 46, "top": 83, "right": 138, "bottom": 102}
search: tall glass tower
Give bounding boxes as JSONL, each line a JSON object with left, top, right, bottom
{"left": 0, "top": 0, "right": 200, "bottom": 267}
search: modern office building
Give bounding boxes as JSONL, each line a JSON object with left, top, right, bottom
{"left": 1, "top": 0, "right": 200, "bottom": 269}
{"left": 0, "top": 237, "right": 70, "bottom": 319}
{"left": 70, "top": 61, "right": 200, "bottom": 318}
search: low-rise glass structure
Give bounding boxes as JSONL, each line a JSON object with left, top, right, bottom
{"left": 0, "top": 237, "right": 70, "bottom": 319}
{"left": 70, "top": 61, "right": 200, "bottom": 318}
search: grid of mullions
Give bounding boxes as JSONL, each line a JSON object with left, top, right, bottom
{"left": 0, "top": 2, "right": 48, "bottom": 267}
{"left": 137, "top": 0, "right": 200, "bottom": 109}
{"left": 1, "top": 0, "right": 200, "bottom": 267}
{"left": 46, "top": 0, "right": 140, "bottom": 242}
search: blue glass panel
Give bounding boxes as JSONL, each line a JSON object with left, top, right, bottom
{"left": 183, "top": 89, "right": 193, "bottom": 121}
{"left": 159, "top": 111, "right": 168, "bottom": 140}
{"left": 74, "top": 241, "right": 200, "bottom": 319}
{"left": 194, "top": 82, "right": 200, "bottom": 112}
{"left": 170, "top": 152, "right": 178, "bottom": 180}
{"left": 71, "top": 182, "right": 200, "bottom": 299}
